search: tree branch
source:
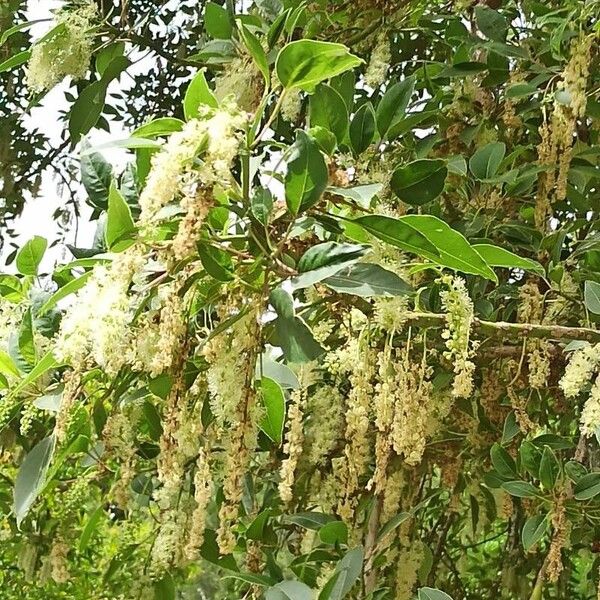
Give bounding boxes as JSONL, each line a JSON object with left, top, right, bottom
{"left": 402, "top": 312, "right": 600, "bottom": 343}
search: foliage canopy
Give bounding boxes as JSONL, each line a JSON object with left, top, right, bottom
{"left": 1, "top": 0, "right": 600, "bottom": 599}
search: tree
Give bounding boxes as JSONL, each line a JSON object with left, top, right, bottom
{"left": 0, "top": 0, "right": 599, "bottom": 598}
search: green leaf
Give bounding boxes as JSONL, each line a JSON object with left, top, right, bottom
{"left": 472, "top": 244, "right": 544, "bottom": 275}
{"left": 14, "top": 435, "right": 56, "bottom": 526}
{"left": 291, "top": 242, "right": 368, "bottom": 289}
{"left": 16, "top": 236, "right": 47, "bottom": 275}
{"left": 274, "top": 317, "right": 325, "bottom": 364}
{"left": 69, "top": 56, "right": 129, "bottom": 140}
{"left": 79, "top": 137, "right": 161, "bottom": 156}
{"left": 154, "top": 574, "right": 175, "bottom": 600}
{"left": 199, "top": 244, "right": 234, "bottom": 281}
{"left": 319, "top": 521, "right": 348, "bottom": 545}
{"left": 501, "top": 412, "right": 520, "bottom": 445}
{"left": 246, "top": 509, "right": 271, "bottom": 541}
{"left": 475, "top": 6, "right": 508, "bottom": 41}
{"left": 266, "top": 581, "right": 314, "bottom": 600}
{"left": 251, "top": 188, "right": 274, "bottom": 225}
{"left": 205, "top": 2, "right": 233, "bottom": 39}
{"left": 309, "top": 84, "right": 348, "bottom": 144}
{"left": 318, "top": 547, "right": 363, "bottom": 600}
{"left": 80, "top": 139, "right": 112, "bottom": 209}
{"left": 184, "top": 69, "right": 218, "bottom": 120}
{"left": 105, "top": 181, "right": 136, "bottom": 251}
{"left": 349, "top": 102, "right": 376, "bottom": 155}
{"left": 79, "top": 505, "right": 105, "bottom": 552}
{"left": 227, "top": 572, "right": 276, "bottom": 587}
{"left": 258, "top": 354, "right": 300, "bottom": 389}
{"left": 390, "top": 159, "right": 447, "bottom": 205}
{"left": 418, "top": 588, "right": 454, "bottom": 600}
{"left": 506, "top": 83, "right": 538, "bottom": 98}
{"left": 323, "top": 263, "right": 412, "bottom": 297}
{"left": 522, "top": 514, "right": 548, "bottom": 552}
{"left": 95, "top": 42, "right": 125, "bottom": 76}
{"left": 0, "top": 49, "right": 31, "bottom": 73}
{"left": 584, "top": 281, "right": 600, "bottom": 315}
{"left": 401, "top": 215, "right": 498, "bottom": 281}
{"left": 0, "top": 19, "right": 47, "bottom": 46}
{"left": 8, "top": 351, "right": 58, "bottom": 401}
{"left": 284, "top": 511, "right": 335, "bottom": 530}
{"left": 328, "top": 184, "right": 382, "bottom": 208}
{"left": 285, "top": 130, "right": 328, "bottom": 214}
{"left": 469, "top": 142, "right": 506, "bottom": 180}
{"left": 501, "top": 480, "right": 540, "bottom": 498}
{"left": 519, "top": 441, "right": 541, "bottom": 479}
{"left": 132, "top": 117, "right": 184, "bottom": 138}
{"left": 69, "top": 81, "right": 106, "bottom": 139}
{"left": 574, "top": 473, "right": 600, "bottom": 501}
{"left": 18, "top": 309, "right": 36, "bottom": 367}
{"left": 239, "top": 24, "right": 270, "bottom": 83}
{"left": 353, "top": 215, "right": 439, "bottom": 261}
{"left": 276, "top": 40, "right": 362, "bottom": 92}
{"left": 37, "top": 271, "right": 94, "bottom": 316}
{"left": 34, "top": 385, "right": 64, "bottom": 412}
{"left": 490, "top": 443, "right": 517, "bottom": 479}
{"left": 270, "top": 288, "right": 325, "bottom": 363}
{"left": 0, "top": 349, "right": 20, "bottom": 378}
{"left": 539, "top": 446, "right": 559, "bottom": 491}
{"left": 260, "top": 377, "right": 286, "bottom": 444}
{"left": 308, "top": 126, "right": 337, "bottom": 156}
{"left": 376, "top": 77, "right": 415, "bottom": 138}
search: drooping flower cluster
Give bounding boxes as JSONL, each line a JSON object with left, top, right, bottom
{"left": 26, "top": 3, "right": 96, "bottom": 93}
{"left": 139, "top": 103, "right": 247, "bottom": 223}
{"left": 364, "top": 32, "right": 391, "bottom": 88}
{"left": 440, "top": 275, "right": 476, "bottom": 398}
{"left": 54, "top": 248, "right": 145, "bottom": 374}
{"left": 337, "top": 332, "right": 376, "bottom": 521}
{"left": 214, "top": 56, "right": 264, "bottom": 112}
{"left": 560, "top": 343, "right": 600, "bottom": 437}
{"left": 560, "top": 343, "right": 600, "bottom": 399}
{"left": 279, "top": 388, "right": 306, "bottom": 503}
{"left": 518, "top": 282, "right": 551, "bottom": 389}
{"left": 535, "top": 32, "right": 593, "bottom": 228}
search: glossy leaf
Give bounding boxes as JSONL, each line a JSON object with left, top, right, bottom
{"left": 80, "top": 140, "right": 112, "bottom": 209}
{"left": 184, "top": 69, "right": 218, "bottom": 120}
{"left": 522, "top": 514, "right": 548, "bottom": 551}
{"left": 291, "top": 242, "right": 368, "bottom": 289}
{"left": 318, "top": 547, "right": 363, "bottom": 600}
{"left": 390, "top": 159, "right": 447, "bottom": 205}
{"left": 469, "top": 142, "right": 506, "bottom": 180}
{"left": 309, "top": 84, "right": 348, "bottom": 144}
{"left": 473, "top": 244, "right": 544, "bottom": 275}
{"left": 584, "top": 281, "right": 600, "bottom": 315}
{"left": 401, "top": 215, "right": 498, "bottom": 281}
{"left": 205, "top": 2, "right": 232, "bottom": 39}
{"left": 418, "top": 588, "right": 454, "bottom": 600}
{"left": 105, "top": 181, "right": 136, "bottom": 251}
{"left": 260, "top": 377, "right": 286, "bottom": 444}
{"left": 14, "top": 435, "right": 55, "bottom": 526}
{"left": 285, "top": 131, "right": 328, "bottom": 214}
{"left": 349, "top": 102, "right": 376, "bottom": 154}
{"left": 276, "top": 40, "right": 362, "bottom": 92}
{"left": 376, "top": 77, "right": 415, "bottom": 138}
{"left": 16, "top": 236, "right": 47, "bottom": 276}
{"left": 266, "top": 581, "right": 314, "bottom": 600}
{"left": 574, "top": 473, "right": 600, "bottom": 501}
{"left": 323, "top": 263, "right": 412, "bottom": 297}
